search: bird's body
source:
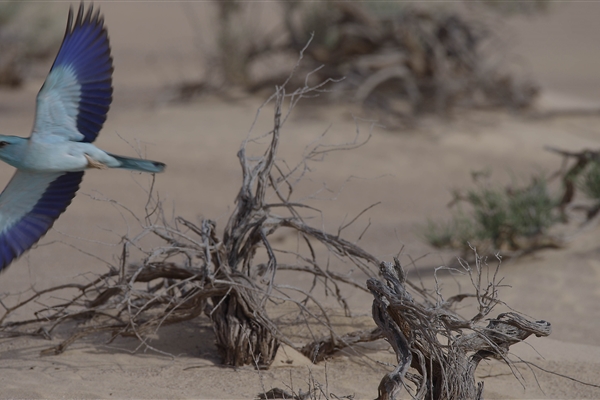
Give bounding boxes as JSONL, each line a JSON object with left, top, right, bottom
{"left": 0, "top": 135, "right": 163, "bottom": 173}
{"left": 0, "top": 3, "right": 165, "bottom": 272}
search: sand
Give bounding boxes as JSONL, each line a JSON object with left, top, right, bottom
{"left": 0, "top": 2, "right": 599, "bottom": 399}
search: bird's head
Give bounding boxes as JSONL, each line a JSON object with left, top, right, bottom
{"left": 0, "top": 135, "right": 28, "bottom": 168}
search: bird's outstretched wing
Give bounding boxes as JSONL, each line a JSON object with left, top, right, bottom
{"left": 0, "top": 171, "right": 83, "bottom": 271}
{"left": 32, "top": 3, "right": 113, "bottom": 143}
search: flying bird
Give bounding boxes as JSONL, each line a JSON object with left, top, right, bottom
{"left": 0, "top": 4, "right": 165, "bottom": 272}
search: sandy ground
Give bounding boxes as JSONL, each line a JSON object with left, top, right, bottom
{"left": 0, "top": 2, "right": 600, "bottom": 399}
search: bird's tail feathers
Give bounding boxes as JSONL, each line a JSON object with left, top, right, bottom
{"left": 109, "top": 153, "right": 165, "bottom": 173}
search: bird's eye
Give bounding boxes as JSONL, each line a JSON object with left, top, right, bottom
{"left": 0, "top": 141, "right": 8, "bottom": 148}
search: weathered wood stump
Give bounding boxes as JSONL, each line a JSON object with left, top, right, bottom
{"left": 210, "top": 277, "right": 279, "bottom": 367}
{"left": 368, "top": 258, "right": 551, "bottom": 400}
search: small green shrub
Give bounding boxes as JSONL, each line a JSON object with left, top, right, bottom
{"left": 423, "top": 172, "right": 560, "bottom": 255}
{"left": 422, "top": 213, "right": 476, "bottom": 250}
{"left": 579, "top": 161, "right": 600, "bottom": 200}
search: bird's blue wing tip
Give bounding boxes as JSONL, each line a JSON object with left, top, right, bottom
{"left": 0, "top": 172, "right": 85, "bottom": 274}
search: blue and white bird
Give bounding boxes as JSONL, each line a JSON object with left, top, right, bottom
{"left": 0, "top": 4, "right": 165, "bottom": 273}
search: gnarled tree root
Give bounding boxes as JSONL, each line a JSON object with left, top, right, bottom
{"left": 368, "top": 259, "right": 551, "bottom": 400}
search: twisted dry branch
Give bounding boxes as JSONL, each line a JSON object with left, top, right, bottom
{"left": 368, "top": 254, "right": 551, "bottom": 400}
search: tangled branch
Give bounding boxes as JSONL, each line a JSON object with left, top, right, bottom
{"left": 368, "top": 250, "right": 551, "bottom": 400}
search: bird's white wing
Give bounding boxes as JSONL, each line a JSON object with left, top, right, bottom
{"left": 32, "top": 3, "right": 113, "bottom": 143}
{"left": 0, "top": 170, "right": 83, "bottom": 271}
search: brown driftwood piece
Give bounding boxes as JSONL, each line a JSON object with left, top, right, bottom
{"left": 546, "top": 146, "right": 600, "bottom": 221}
{"left": 368, "top": 258, "right": 551, "bottom": 400}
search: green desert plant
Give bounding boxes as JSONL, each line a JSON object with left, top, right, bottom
{"left": 578, "top": 160, "right": 600, "bottom": 200}
{"left": 423, "top": 172, "right": 561, "bottom": 257}
{"left": 422, "top": 213, "right": 475, "bottom": 250}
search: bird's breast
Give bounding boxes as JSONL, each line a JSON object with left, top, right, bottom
{"left": 22, "top": 140, "right": 88, "bottom": 172}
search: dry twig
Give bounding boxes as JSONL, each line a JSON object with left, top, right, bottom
{"left": 368, "top": 249, "right": 551, "bottom": 400}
